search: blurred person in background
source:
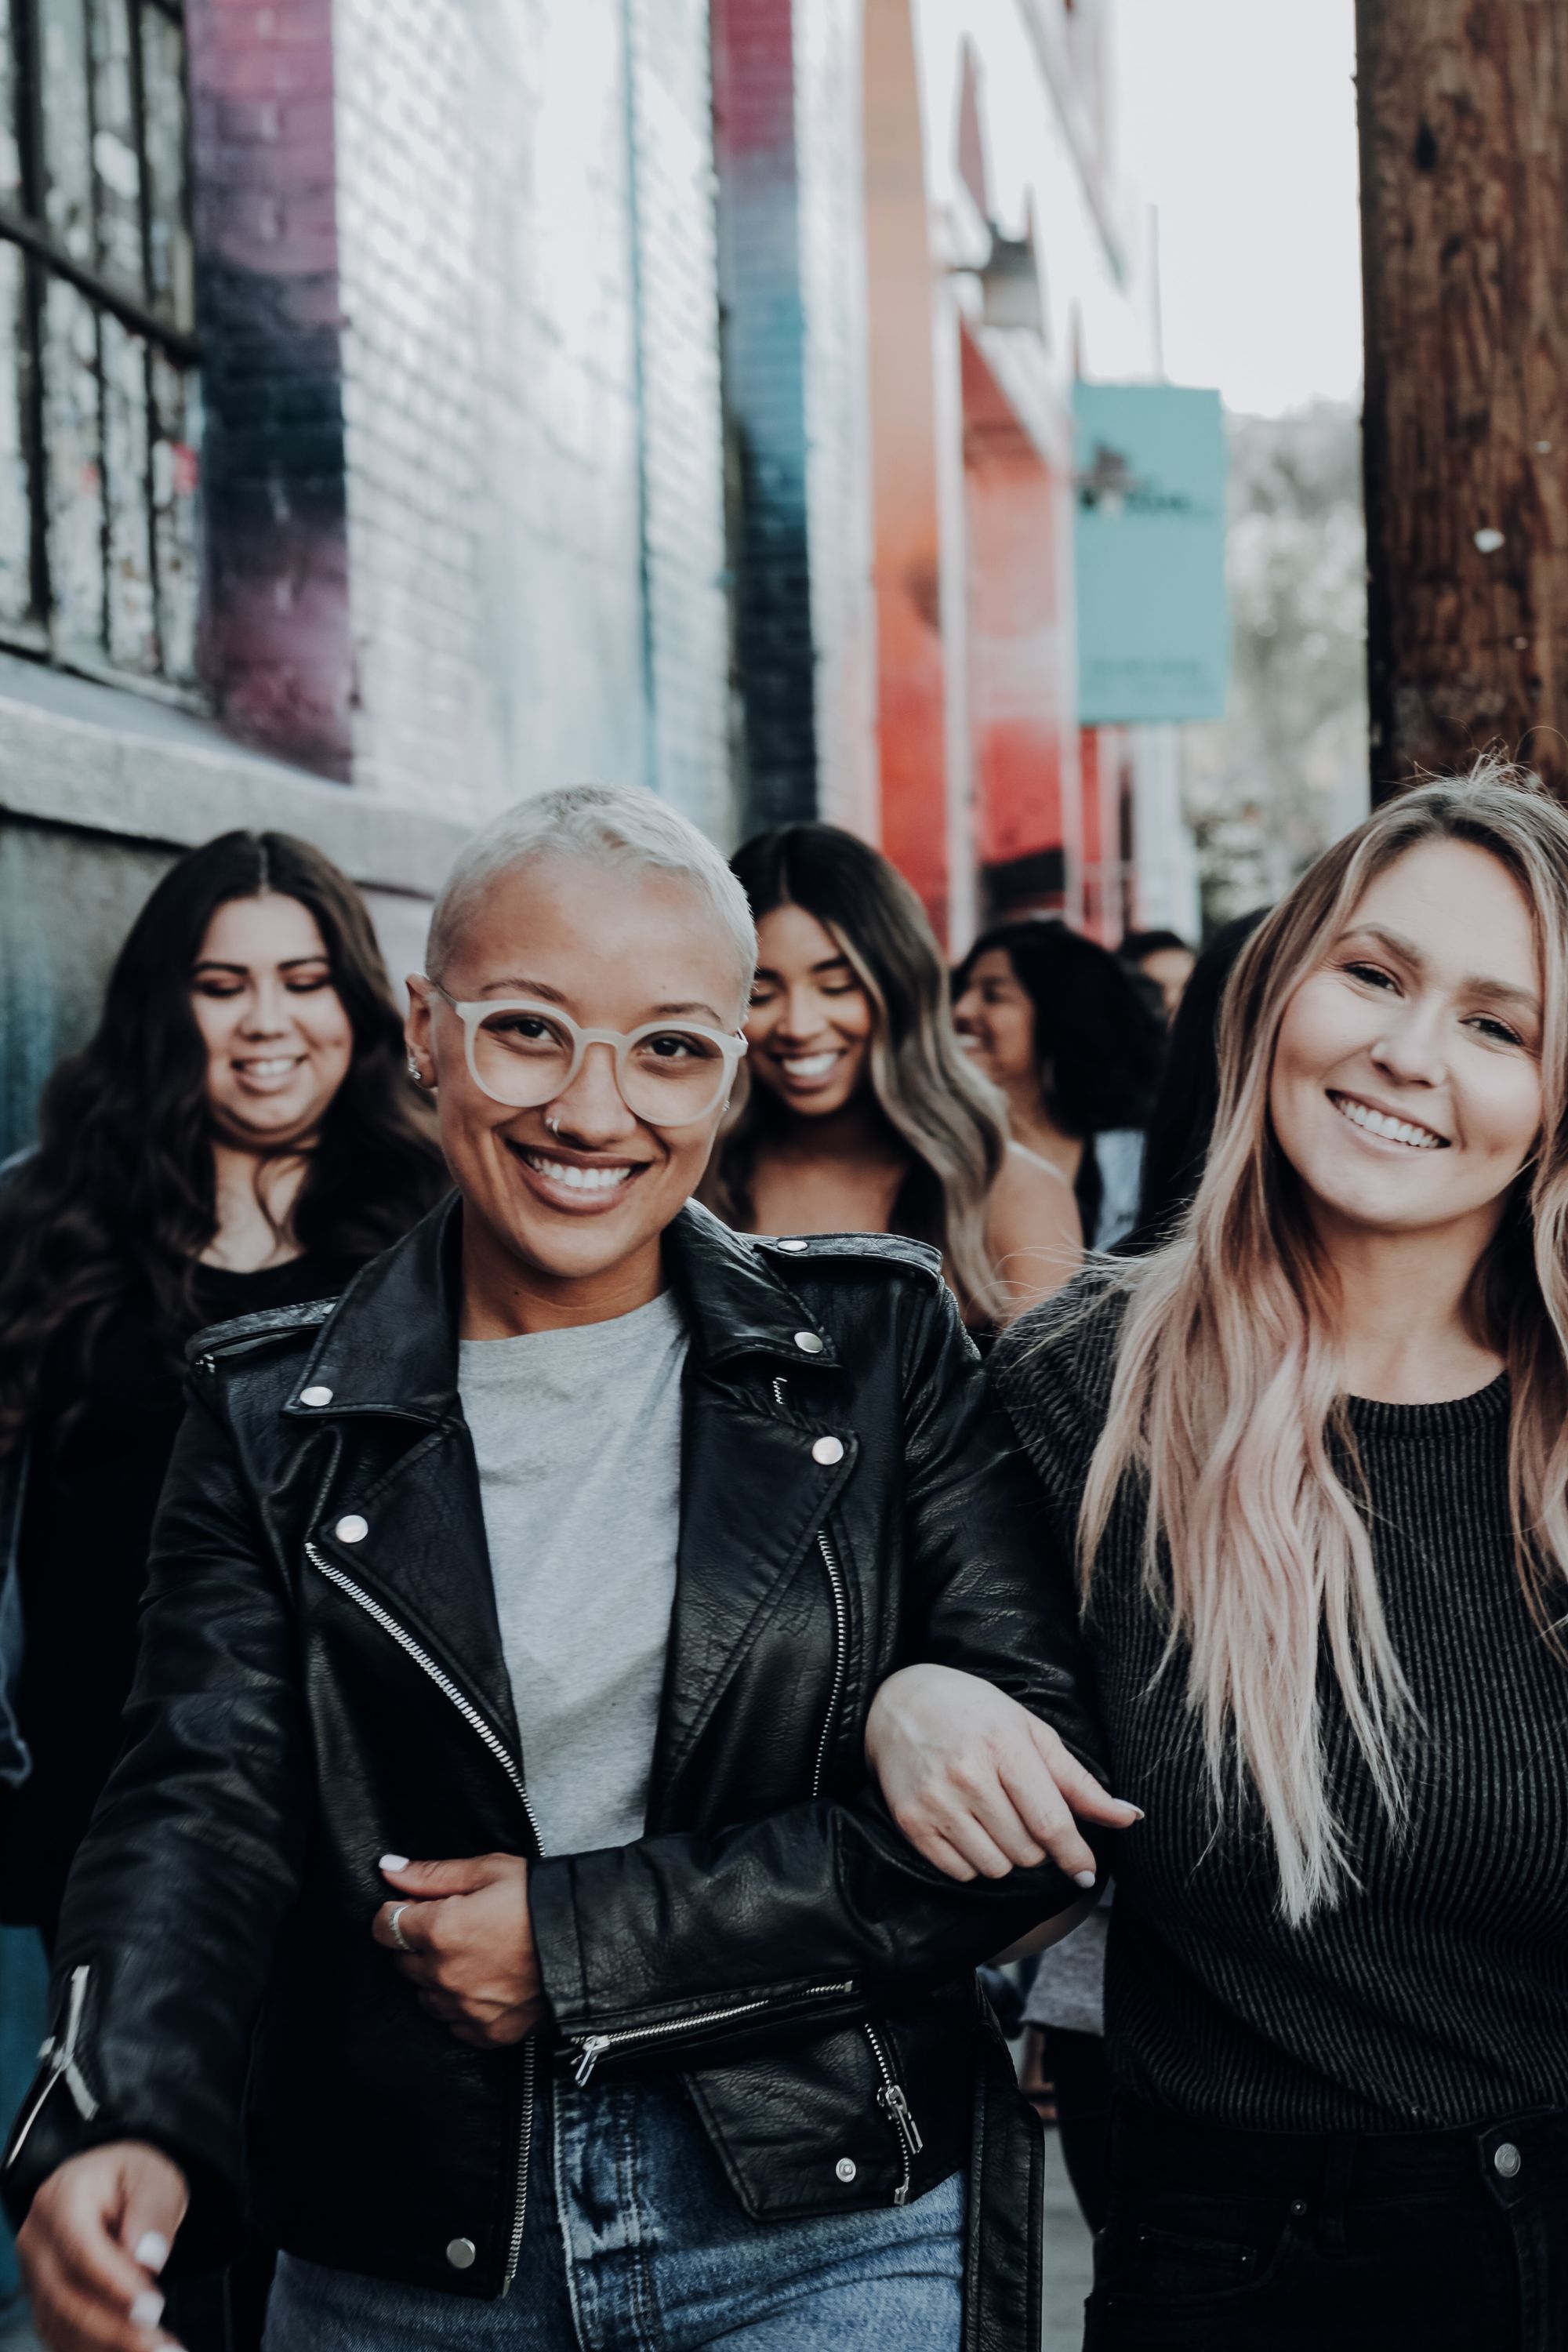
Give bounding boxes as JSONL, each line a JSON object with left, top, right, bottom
{"left": 703, "top": 824, "right": 1080, "bottom": 1330}
{"left": 1015, "top": 902, "right": 1272, "bottom": 2234}
{"left": 1120, "top": 927, "right": 1196, "bottom": 1022}
{"left": 953, "top": 921, "right": 1166, "bottom": 1249}
{"left": 0, "top": 831, "right": 448, "bottom": 2345}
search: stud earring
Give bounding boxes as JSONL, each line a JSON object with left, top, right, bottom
{"left": 407, "top": 1056, "right": 424, "bottom": 1086}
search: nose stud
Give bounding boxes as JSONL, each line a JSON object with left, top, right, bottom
{"left": 546, "top": 1113, "right": 562, "bottom": 1134}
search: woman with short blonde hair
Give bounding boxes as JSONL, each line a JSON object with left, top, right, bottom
{"left": 867, "top": 767, "right": 1568, "bottom": 2349}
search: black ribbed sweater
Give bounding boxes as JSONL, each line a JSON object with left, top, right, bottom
{"left": 990, "top": 1276, "right": 1568, "bottom": 2133}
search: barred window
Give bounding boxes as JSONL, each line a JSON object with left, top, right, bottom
{"left": 0, "top": 0, "right": 199, "bottom": 692}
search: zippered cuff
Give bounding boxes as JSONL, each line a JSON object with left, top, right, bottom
{"left": 0, "top": 1963, "right": 243, "bottom": 2267}
{"left": 5, "top": 1968, "right": 100, "bottom": 2172}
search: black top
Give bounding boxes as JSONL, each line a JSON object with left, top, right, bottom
{"left": 992, "top": 1275, "right": 1568, "bottom": 2133}
{"left": 2, "top": 1254, "right": 358, "bottom": 1935}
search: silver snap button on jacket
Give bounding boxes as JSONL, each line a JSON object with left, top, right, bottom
{"left": 445, "top": 2238, "right": 477, "bottom": 2270}
{"left": 793, "top": 1330, "right": 825, "bottom": 1355}
{"left": 335, "top": 1515, "right": 368, "bottom": 1544}
{"left": 775, "top": 1238, "right": 808, "bottom": 1253}
{"left": 834, "top": 2157, "right": 857, "bottom": 2184}
{"left": 1494, "top": 2142, "right": 1522, "bottom": 2178}
{"left": 299, "top": 1385, "right": 333, "bottom": 1406}
{"left": 811, "top": 1436, "right": 844, "bottom": 1466}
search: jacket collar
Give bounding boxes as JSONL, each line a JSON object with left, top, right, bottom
{"left": 287, "top": 1193, "right": 837, "bottom": 1422}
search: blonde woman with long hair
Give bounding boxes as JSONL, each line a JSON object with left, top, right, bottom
{"left": 863, "top": 769, "right": 1568, "bottom": 2350}
{"left": 702, "top": 823, "right": 1080, "bottom": 1327}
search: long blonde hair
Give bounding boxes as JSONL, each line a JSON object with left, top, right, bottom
{"left": 703, "top": 823, "right": 1007, "bottom": 1316}
{"left": 1082, "top": 768, "right": 1568, "bottom": 1922}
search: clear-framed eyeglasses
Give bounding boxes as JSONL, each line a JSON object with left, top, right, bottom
{"left": 430, "top": 985, "right": 746, "bottom": 1129}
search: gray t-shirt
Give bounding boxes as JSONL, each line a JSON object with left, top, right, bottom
{"left": 457, "top": 1288, "right": 688, "bottom": 1855}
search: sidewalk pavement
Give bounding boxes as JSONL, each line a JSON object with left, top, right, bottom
{"left": 1040, "top": 2125, "right": 1094, "bottom": 2350}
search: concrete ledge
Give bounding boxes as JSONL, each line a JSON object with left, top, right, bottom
{"left": 0, "top": 655, "right": 471, "bottom": 898}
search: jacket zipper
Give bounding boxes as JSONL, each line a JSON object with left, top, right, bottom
{"left": 570, "top": 1979, "right": 858, "bottom": 2086}
{"left": 773, "top": 1378, "right": 916, "bottom": 2201}
{"left": 864, "top": 2023, "right": 923, "bottom": 2205}
{"left": 771, "top": 1377, "right": 851, "bottom": 1803}
{"left": 6, "top": 1966, "right": 98, "bottom": 2167}
{"left": 811, "top": 1533, "right": 850, "bottom": 1799}
{"left": 303, "top": 1544, "right": 540, "bottom": 2292}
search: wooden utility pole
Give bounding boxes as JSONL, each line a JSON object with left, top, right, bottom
{"left": 1356, "top": 1, "right": 1568, "bottom": 799}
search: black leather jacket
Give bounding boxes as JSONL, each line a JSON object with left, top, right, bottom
{"left": 3, "top": 1197, "right": 1105, "bottom": 2350}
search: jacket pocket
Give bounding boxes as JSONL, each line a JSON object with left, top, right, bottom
{"left": 566, "top": 1976, "right": 862, "bottom": 2084}
{"left": 1091, "top": 2201, "right": 1302, "bottom": 2310}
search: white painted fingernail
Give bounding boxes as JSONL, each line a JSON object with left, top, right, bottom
{"left": 134, "top": 2232, "right": 171, "bottom": 2273}
{"left": 379, "top": 1853, "right": 409, "bottom": 1871}
{"left": 1073, "top": 1870, "right": 1098, "bottom": 1889}
{"left": 129, "top": 2287, "right": 165, "bottom": 2329}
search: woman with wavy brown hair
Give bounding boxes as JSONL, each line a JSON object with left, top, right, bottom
{"left": 0, "top": 829, "right": 448, "bottom": 1949}
{"left": 868, "top": 768, "right": 1568, "bottom": 2349}
{"left": 702, "top": 823, "right": 1079, "bottom": 1328}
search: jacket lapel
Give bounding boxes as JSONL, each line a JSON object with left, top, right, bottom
{"left": 652, "top": 1369, "right": 857, "bottom": 1806}
{"left": 650, "top": 1208, "right": 856, "bottom": 1806}
{"left": 286, "top": 1197, "right": 521, "bottom": 1754}
{"left": 304, "top": 1417, "right": 521, "bottom": 1758}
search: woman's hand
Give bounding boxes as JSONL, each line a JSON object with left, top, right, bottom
{"left": 866, "top": 1663, "right": 1140, "bottom": 1883}
{"left": 372, "top": 1853, "right": 546, "bottom": 2046}
{"left": 20, "top": 2140, "right": 187, "bottom": 2350}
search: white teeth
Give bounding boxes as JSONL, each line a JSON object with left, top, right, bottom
{"left": 1333, "top": 1095, "right": 1445, "bottom": 1151}
{"left": 240, "top": 1058, "right": 299, "bottom": 1079}
{"left": 521, "top": 1152, "right": 635, "bottom": 1192}
{"left": 781, "top": 1053, "right": 838, "bottom": 1079}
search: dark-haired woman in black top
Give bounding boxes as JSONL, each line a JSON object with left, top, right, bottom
{"left": 0, "top": 830, "right": 448, "bottom": 1944}
{"left": 0, "top": 833, "right": 448, "bottom": 2344}
{"left": 868, "top": 772, "right": 1568, "bottom": 2349}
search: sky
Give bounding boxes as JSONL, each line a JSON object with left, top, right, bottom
{"left": 1112, "top": 0, "right": 1363, "bottom": 418}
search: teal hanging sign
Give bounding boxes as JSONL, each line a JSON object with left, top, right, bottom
{"left": 1074, "top": 383, "right": 1229, "bottom": 724}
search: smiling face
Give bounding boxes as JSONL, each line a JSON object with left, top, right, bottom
{"left": 192, "top": 893, "right": 355, "bottom": 1152}
{"left": 407, "top": 853, "right": 747, "bottom": 1321}
{"left": 1269, "top": 839, "right": 1545, "bottom": 1256}
{"left": 952, "top": 947, "right": 1038, "bottom": 1092}
{"left": 745, "top": 902, "right": 877, "bottom": 1119}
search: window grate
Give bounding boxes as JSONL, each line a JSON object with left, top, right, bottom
{"left": 0, "top": 0, "right": 199, "bottom": 690}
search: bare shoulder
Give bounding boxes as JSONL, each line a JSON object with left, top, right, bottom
{"left": 989, "top": 1141, "right": 1083, "bottom": 1247}
{"left": 985, "top": 1142, "right": 1083, "bottom": 1316}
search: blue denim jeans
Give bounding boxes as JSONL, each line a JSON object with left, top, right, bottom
{"left": 263, "top": 2071, "right": 964, "bottom": 2350}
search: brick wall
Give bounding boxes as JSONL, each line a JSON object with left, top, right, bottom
{"left": 712, "top": 0, "right": 817, "bottom": 828}
{"left": 624, "top": 0, "right": 735, "bottom": 840}
{"left": 331, "top": 0, "right": 729, "bottom": 830}
{"left": 181, "top": 0, "right": 731, "bottom": 832}
{"left": 712, "top": 0, "right": 878, "bottom": 840}
{"left": 186, "top": 0, "right": 353, "bottom": 777}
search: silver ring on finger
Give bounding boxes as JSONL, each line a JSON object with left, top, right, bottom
{"left": 389, "top": 1902, "right": 412, "bottom": 1954}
